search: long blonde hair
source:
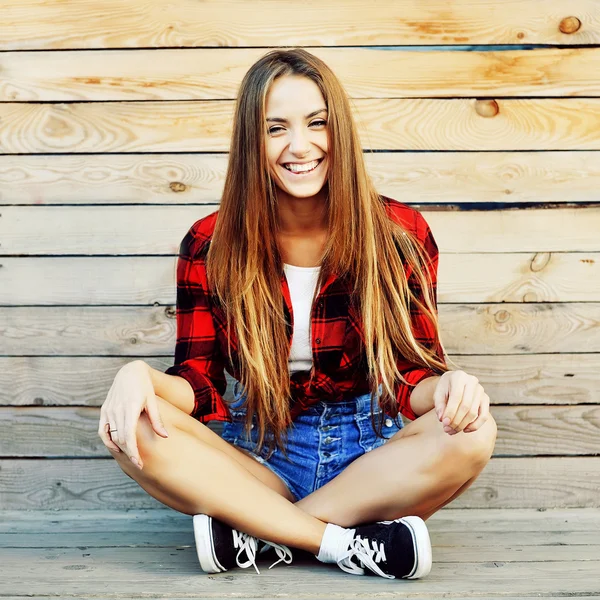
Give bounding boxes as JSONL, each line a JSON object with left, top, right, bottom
{"left": 206, "top": 48, "right": 453, "bottom": 457}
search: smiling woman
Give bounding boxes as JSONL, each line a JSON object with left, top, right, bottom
{"left": 266, "top": 87, "right": 328, "bottom": 208}
{"left": 101, "top": 47, "right": 496, "bottom": 583}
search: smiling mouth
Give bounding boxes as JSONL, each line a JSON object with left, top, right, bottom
{"left": 281, "top": 158, "right": 324, "bottom": 175}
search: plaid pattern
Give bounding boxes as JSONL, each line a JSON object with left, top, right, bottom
{"left": 165, "top": 196, "right": 447, "bottom": 422}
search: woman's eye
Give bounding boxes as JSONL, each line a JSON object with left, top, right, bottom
{"left": 310, "top": 120, "right": 327, "bottom": 127}
{"left": 268, "top": 126, "right": 284, "bottom": 134}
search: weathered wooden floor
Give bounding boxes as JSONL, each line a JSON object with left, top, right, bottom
{"left": 1, "top": 508, "right": 598, "bottom": 599}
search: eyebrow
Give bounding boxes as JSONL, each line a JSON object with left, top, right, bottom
{"left": 266, "top": 108, "right": 327, "bottom": 123}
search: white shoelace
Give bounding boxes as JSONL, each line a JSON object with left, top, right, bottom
{"left": 232, "top": 529, "right": 293, "bottom": 575}
{"left": 232, "top": 529, "right": 261, "bottom": 574}
{"left": 337, "top": 535, "right": 393, "bottom": 580}
{"left": 259, "top": 538, "right": 294, "bottom": 570}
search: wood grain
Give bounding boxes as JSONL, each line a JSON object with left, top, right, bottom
{"left": 2, "top": 253, "right": 599, "bottom": 305}
{"left": 1, "top": 405, "right": 598, "bottom": 457}
{"left": 2, "top": 0, "right": 598, "bottom": 50}
{"left": 0, "top": 303, "right": 598, "bottom": 355}
{"left": 1, "top": 98, "right": 600, "bottom": 154}
{"left": 2, "top": 152, "right": 599, "bottom": 206}
{"left": 5, "top": 47, "right": 600, "bottom": 102}
{"left": 2, "top": 206, "right": 600, "bottom": 254}
{"left": 1, "top": 354, "right": 597, "bottom": 408}
{"left": 0, "top": 457, "right": 598, "bottom": 509}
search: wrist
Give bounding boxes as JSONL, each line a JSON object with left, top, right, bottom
{"left": 409, "top": 374, "right": 441, "bottom": 418}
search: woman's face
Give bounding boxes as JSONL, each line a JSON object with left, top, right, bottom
{"left": 264, "top": 75, "right": 329, "bottom": 202}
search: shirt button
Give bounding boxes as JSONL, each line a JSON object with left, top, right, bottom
{"left": 315, "top": 338, "right": 321, "bottom": 344}
{"left": 318, "top": 300, "right": 324, "bottom": 308}
{"left": 385, "top": 418, "right": 393, "bottom": 427}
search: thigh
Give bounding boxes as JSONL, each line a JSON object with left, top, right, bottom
{"left": 153, "top": 394, "right": 296, "bottom": 502}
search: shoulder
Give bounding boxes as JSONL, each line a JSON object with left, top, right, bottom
{"left": 178, "top": 209, "right": 219, "bottom": 260}
{"left": 380, "top": 195, "right": 433, "bottom": 246}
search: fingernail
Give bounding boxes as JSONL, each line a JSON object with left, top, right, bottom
{"left": 130, "top": 457, "right": 139, "bottom": 467}
{"left": 162, "top": 428, "right": 169, "bottom": 437}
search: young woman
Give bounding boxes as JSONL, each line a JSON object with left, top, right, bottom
{"left": 99, "top": 48, "right": 497, "bottom": 581}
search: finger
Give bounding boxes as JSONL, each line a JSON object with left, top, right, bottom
{"left": 441, "top": 375, "right": 464, "bottom": 424}
{"left": 433, "top": 376, "right": 449, "bottom": 421}
{"left": 107, "top": 412, "right": 125, "bottom": 447}
{"left": 98, "top": 412, "right": 121, "bottom": 452}
{"left": 145, "top": 397, "right": 169, "bottom": 437}
{"left": 455, "top": 395, "right": 481, "bottom": 433}
{"left": 123, "top": 417, "right": 143, "bottom": 469}
{"left": 448, "top": 378, "right": 479, "bottom": 430}
{"left": 464, "top": 394, "right": 490, "bottom": 433}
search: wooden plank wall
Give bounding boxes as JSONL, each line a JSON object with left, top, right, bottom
{"left": 0, "top": 0, "right": 599, "bottom": 510}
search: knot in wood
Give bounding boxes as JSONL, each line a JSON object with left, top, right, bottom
{"left": 559, "top": 16, "right": 581, "bottom": 34}
{"left": 169, "top": 181, "right": 187, "bottom": 193}
{"left": 494, "top": 309, "right": 510, "bottom": 323}
{"left": 474, "top": 99, "right": 499, "bottom": 118}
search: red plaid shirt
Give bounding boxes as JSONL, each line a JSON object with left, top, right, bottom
{"left": 165, "top": 196, "right": 447, "bottom": 422}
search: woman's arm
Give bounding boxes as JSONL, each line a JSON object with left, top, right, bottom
{"left": 144, "top": 362, "right": 195, "bottom": 415}
{"left": 409, "top": 375, "right": 441, "bottom": 418}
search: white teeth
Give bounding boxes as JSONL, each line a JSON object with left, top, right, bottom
{"left": 283, "top": 159, "right": 320, "bottom": 173}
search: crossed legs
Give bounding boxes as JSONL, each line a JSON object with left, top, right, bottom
{"left": 109, "top": 395, "right": 496, "bottom": 553}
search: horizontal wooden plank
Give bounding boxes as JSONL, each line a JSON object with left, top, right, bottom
{"left": 1, "top": 303, "right": 598, "bottom": 355}
{"left": 1, "top": 354, "right": 597, "bottom": 408}
{"left": 6, "top": 47, "right": 600, "bottom": 102}
{"left": 0, "top": 457, "right": 598, "bottom": 510}
{"left": 2, "top": 252, "right": 600, "bottom": 305}
{"left": 3, "top": 207, "right": 600, "bottom": 254}
{"left": 2, "top": 528, "right": 597, "bottom": 552}
{"left": 2, "top": 98, "right": 600, "bottom": 154}
{"left": 2, "top": 152, "right": 599, "bottom": 206}
{"left": 0, "top": 542, "right": 596, "bottom": 568}
{"left": 3, "top": 507, "right": 598, "bottom": 533}
{"left": 0, "top": 547, "right": 599, "bottom": 597}
{"left": 1, "top": 405, "right": 598, "bottom": 457}
{"left": 2, "top": 0, "right": 599, "bottom": 50}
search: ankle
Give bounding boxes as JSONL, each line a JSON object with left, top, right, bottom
{"left": 315, "top": 523, "right": 355, "bottom": 564}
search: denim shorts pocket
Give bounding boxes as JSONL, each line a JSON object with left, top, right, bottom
{"left": 355, "top": 410, "right": 402, "bottom": 452}
{"left": 226, "top": 409, "right": 278, "bottom": 460}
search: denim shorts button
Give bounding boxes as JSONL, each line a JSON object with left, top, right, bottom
{"left": 385, "top": 418, "right": 393, "bottom": 427}
{"left": 324, "top": 436, "right": 334, "bottom": 444}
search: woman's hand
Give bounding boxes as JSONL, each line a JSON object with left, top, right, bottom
{"left": 432, "top": 370, "right": 490, "bottom": 435}
{"left": 98, "top": 360, "right": 169, "bottom": 469}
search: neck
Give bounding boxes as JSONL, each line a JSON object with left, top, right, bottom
{"left": 276, "top": 189, "right": 328, "bottom": 235}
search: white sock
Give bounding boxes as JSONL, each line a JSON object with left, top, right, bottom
{"left": 316, "top": 523, "right": 355, "bottom": 564}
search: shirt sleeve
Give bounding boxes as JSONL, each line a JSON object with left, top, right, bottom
{"left": 164, "top": 227, "right": 229, "bottom": 422}
{"left": 395, "top": 212, "right": 448, "bottom": 421}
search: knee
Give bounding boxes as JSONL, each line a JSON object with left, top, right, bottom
{"left": 106, "top": 405, "right": 168, "bottom": 467}
{"left": 442, "top": 413, "right": 497, "bottom": 473}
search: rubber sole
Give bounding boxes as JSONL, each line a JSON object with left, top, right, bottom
{"left": 193, "top": 514, "right": 224, "bottom": 573}
{"left": 399, "top": 516, "right": 433, "bottom": 579}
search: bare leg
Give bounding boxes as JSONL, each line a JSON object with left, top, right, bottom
{"left": 294, "top": 408, "right": 497, "bottom": 527}
{"left": 109, "top": 396, "right": 326, "bottom": 554}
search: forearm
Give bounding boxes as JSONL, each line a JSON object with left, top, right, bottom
{"left": 141, "top": 361, "right": 196, "bottom": 415}
{"left": 409, "top": 375, "right": 441, "bottom": 418}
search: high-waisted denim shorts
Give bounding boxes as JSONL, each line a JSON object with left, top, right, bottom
{"left": 220, "top": 381, "right": 404, "bottom": 502}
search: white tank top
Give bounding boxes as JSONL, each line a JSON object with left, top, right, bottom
{"left": 283, "top": 263, "right": 321, "bottom": 373}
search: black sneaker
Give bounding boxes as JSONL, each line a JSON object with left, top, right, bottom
{"left": 337, "top": 516, "right": 432, "bottom": 579}
{"left": 192, "top": 514, "right": 292, "bottom": 574}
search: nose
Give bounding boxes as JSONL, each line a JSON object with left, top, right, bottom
{"left": 288, "top": 128, "right": 311, "bottom": 157}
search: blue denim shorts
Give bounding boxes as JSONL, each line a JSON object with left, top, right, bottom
{"left": 221, "top": 381, "right": 403, "bottom": 502}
